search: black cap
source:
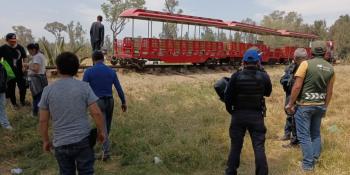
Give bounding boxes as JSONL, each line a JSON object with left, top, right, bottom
{"left": 6, "top": 33, "right": 16, "bottom": 41}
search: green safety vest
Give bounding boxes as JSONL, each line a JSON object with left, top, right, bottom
{"left": 298, "top": 57, "right": 334, "bottom": 105}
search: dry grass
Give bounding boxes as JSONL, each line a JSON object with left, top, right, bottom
{"left": 0, "top": 65, "right": 349, "bottom": 175}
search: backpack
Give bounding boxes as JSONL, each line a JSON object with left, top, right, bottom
{"left": 0, "top": 64, "right": 7, "bottom": 93}
{"left": 214, "top": 77, "right": 230, "bottom": 102}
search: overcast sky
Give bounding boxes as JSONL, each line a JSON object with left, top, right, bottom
{"left": 0, "top": 0, "right": 349, "bottom": 41}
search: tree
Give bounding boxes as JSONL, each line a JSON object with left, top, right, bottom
{"left": 160, "top": 0, "right": 183, "bottom": 39}
{"left": 234, "top": 32, "right": 242, "bottom": 42}
{"left": 67, "top": 21, "right": 86, "bottom": 53}
{"left": 330, "top": 14, "right": 350, "bottom": 59}
{"left": 218, "top": 31, "right": 227, "bottom": 42}
{"left": 43, "top": 22, "right": 67, "bottom": 65}
{"left": 241, "top": 18, "right": 257, "bottom": 43}
{"left": 201, "top": 27, "right": 215, "bottom": 41}
{"left": 12, "top": 25, "right": 34, "bottom": 46}
{"left": 311, "top": 20, "right": 328, "bottom": 40}
{"left": 101, "top": 0, "right": 146, "bottom": 39}
{"left": 104, "top": 35, "right": 113, "bottom": 54}
{"left": 0, "top": 37, "right": 6, "bottom": 45}
{"left": 38, "top": 37, "right": 64, "bottom": 66}
{"left": 260, "top": 10, "right": 309, "bottom": 48}
{"left": 44, "top": 22, "right": 67, "bottom": 42}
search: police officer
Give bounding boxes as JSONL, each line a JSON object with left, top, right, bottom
{"left": 286, "top": 41, "right": 335, "bottom": 171}
{"left": 224, "top": 49, "right": 272, "bottom": 175}
{"left": 280, "top": 48, "right": 308, "bottom": 146}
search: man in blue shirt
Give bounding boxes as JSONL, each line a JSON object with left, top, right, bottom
{"left": 83, "top": 51, "right": 127, "bottom": 161}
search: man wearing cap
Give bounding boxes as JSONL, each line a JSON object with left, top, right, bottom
{"left": 279, "top": 48, "right": 308, "bottom": 146}
{"left": 286, "top": 41, "right": 335, "bottom": 171}
{"left": 224, "top": 50, "right": 272, "bottom": 175}
{"left": 0, "top": 33, "right": 28, "bottom": 108}
{"left": 83, "top": 50, "right": 127, "bottom": 161}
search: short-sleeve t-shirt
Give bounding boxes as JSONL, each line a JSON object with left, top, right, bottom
{"left": 0, "top": 44, "right": 26, "bottom": 77}
{"left": 294, "top": 59, "right": 335, "bottom": 105}
{"left": 38, "top": 77, "right": 98, "bottom": 147}
{"left": 28, "top": 52, "right": 46, "bottom": 75}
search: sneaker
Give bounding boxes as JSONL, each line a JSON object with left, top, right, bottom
{"left": 299, "top": 161, "right": 314, "bottom": 172}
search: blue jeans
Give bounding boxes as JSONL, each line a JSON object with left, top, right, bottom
{"left": 97, "top": 97, "right": 114, "bottom": 156}
{"left": 295, "top": 105, "right": 326, "bottom": 170}
{"left": 54, "top": 137, "right": 95, "bottom": 175}
{"left": 0, "top": 93, "right": 11, "bottom": 128}
{"left": 32, "top": 92, "right": 42, "bottom": 116}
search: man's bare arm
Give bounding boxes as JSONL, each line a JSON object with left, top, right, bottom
{"left": 325, "top": 76, "right": 335, "bottom": 107}
{"left": 39, "top": 109, "right": 51, "bottom": 152}
{"left": 88, "top": 102, "right": 105, "bottom": 143}
{"left": 288, "top": 77, "right": 304, "bottom": 105}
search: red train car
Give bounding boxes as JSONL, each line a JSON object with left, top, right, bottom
{"left": 112, "top": 9, "right": 318, "bottom": 67}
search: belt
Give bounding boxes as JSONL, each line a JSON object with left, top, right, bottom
{"left": 99, "top": 96, "right": 113, "bottom": 100}
{"left": 55, "top": 136, "right": 89, "bottom": 149}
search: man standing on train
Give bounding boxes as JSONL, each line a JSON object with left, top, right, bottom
{"left": 224, "top": 49, "right": 272, "bottom": 175}
{"left": 90, "top": 15, "right": 105, "bottom": 51}
{"left": 285, "top": 41, "right": 335, "bottom": 172}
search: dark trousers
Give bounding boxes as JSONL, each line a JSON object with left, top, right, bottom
{"left": 6, "top": 77, "right": 27, "bottom": 106}
{"left": 54, "top": 137, "right": 95, "bottom": 175}
{"left": 91, "top": 41, "right": 102, "bottom": 51}
{"left": 284, "top": 95, "right": 298, "bottom": 144}
{"left": 226, "top": 112, "right": 268, "bottom": 175}
{"left": 284, "top": 115, "right": 293, "bottom": 135}
{"left": 32, "top": 92, "right": 42, "bottom": 116}
{"left": 97, "top": 97, "right": 114, "bottom": 155}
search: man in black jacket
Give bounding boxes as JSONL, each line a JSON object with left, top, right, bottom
{"left": 0, "top": 33, "right": 28, "bottom": 108}
{"left": 224, "top": 50, "right": 272, "bottom": 175}
{"left": 90, "top": 15, "right": 105, "bottom": 51}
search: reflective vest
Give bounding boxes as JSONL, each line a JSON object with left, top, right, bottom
{"left": 298, "top": 57, "right": 334, "bottom": 104}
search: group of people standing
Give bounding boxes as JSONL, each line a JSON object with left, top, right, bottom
{"left": 0, "top": 33, "right": 47, "bottom": 130}
{"left": 1, "top": 15, "right": 126, "bottom": 174}
{"left": 38, "top": 50, "right": 126, "bottom": 174}
{"left": 0, "top": 15, "right": 336, "bottom": 174}
{"left": 224, "top": 41, "right": 335, "bottom": 175}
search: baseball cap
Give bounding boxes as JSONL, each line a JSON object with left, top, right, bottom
{"left": 311, "top": 40, "right": 326, "bottom": 55}
{"left": 6, "top": 33, "right": 16, "bottom": 41}
{"left": 243, "top": 50, "right": 260, "bottom": 63}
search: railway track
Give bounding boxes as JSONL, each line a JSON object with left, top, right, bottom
{"left": 45, "top": 63, "right": 287, "bottom": 77}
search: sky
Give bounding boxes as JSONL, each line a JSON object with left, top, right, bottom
{"left": 0, "top": 0, "right": 349, "bottom": 41}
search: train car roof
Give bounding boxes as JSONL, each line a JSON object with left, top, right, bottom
{"left": 224, "top": 21, "right": 281, "bottom": 35}
{"left": 120, "top": 8, "right": 227, "bottom": 27}
{"left": 277, "top": 30, "right": 318, "bottom": 39}
{"left": 120, "top": 9, "right": 318, "bottom": 39}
